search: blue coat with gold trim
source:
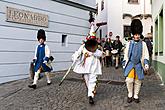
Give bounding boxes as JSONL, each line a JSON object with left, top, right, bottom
{"left": 34, "top": 44, "right": 52, "bottom": 72}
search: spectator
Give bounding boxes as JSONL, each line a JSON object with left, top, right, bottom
{"left": 144, "top": 37, "right": 153, "bottom": 57}
{"left": 112, "top": 36, "right": 123, "bottom": 69}
{"left": 103, "top": 38, "right": 112, "bottom": 67}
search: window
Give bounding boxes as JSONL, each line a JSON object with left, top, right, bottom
{"left": 154, "top": 19, "right": 158, "bottom": 56}
{"left": 101, "top": 0, "right": 104, "bottom": 11}
{"left": 124, "top": 25, "right": 131, "bottom": 38}
{"left": 62, "top": 34, "right": 67, "bottom": 46}
{"left": 128, "top": 0, "right": 138, "bottom": 4}
{"left": 89, "top": 11, "right": 94, "bottom": 23}
{"left": 159, "top": 9, "right": 163, "bottom": 55}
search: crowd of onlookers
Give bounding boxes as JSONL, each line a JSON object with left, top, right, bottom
{"left": 96, "top": 34, "right": 153, "bottom": 69}
{"left": 96, "top": 35, "right": 124, "bottom": 69}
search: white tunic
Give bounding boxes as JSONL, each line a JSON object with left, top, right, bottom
{"left": 72, "top": 44, "right": 102, "bottom": 75}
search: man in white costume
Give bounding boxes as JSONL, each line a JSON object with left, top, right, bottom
{"left": 72, "top": 22, "right": 103, "bottom": 104}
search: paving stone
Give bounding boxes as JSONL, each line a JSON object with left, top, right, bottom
{"left": 0, "top": 66, "right": 165, "bottom": 110}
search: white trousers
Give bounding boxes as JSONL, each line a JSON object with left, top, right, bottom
{"left": 33, "top": 69, "right": 51, "bottom": 85}
{"left": 83, "top": 74, "right": 97, "bottom": 98}
{"left": 125, "top": 77, "right": 142, "bottom": 99}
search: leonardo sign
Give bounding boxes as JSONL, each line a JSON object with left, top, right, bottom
{"left": 6, "top": 7, "right": 48, "bottom": 27}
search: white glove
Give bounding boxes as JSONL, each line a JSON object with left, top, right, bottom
{"left": 43, "top": 60, "right": 47, "bottom": 63}
{"left": 144, "top": 64, "right": 149, "bottom": 70}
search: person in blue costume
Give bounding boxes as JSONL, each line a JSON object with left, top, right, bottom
{"left": 122, "top": 19, "right": 149, "bottom": 103}
{"left": 28, "top": 29, "right": 53, "bottom": 89}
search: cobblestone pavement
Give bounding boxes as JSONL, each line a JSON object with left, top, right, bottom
{"left": 0, "top": 66, "right": 165, "bottom": 110}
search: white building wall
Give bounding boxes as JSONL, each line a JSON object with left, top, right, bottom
{"left": 152, "top": 0, "right": 164, "bottom": 18}
{"left": 123, "top": 0, "right": 144, "bottom": 16}
{"left": 96, "top": 0, "right": 107, "bottom": 38}
{"left": 123, "top": 0, "right": 152, "bottom": 38}
{"left": 96, "top": 0, "right": 107, "bottom": 21}
{"left": 152, "top": 0, "right": 165, "bottom": 63}
{"left": 107, "top": 0, "right": 123, "bottom": 40}
{"left": 141, "top": 18, "right": 152, "bottom": 37}
{"left": 123, "top": 17, "right": 132, "bottom": 25}
{"left": 96, "top": 0, "right": 152, "bottom": 41}
{"left": 0, "top": 0, "right": 92, "bottom": 83}
{"left": 145, "top": 0, "right": 152, "bottom": 14}
{"left": 123, "top": 0, "right": 151, "bottom": 15}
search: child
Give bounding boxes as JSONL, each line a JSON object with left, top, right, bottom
{"left": 28, "top": 29, "right": 53, "bottom": 89}
{"left": 122, "top": 19, "right": 149, "bottom": 103}
{"left": 72, "top": 22, "right": 103, "bottom": 104}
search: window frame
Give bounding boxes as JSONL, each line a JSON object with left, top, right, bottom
{"left": 61, "top": 34, "right": 68, "bottom": 47}
{"left": 128, "top": 0, "right": 139, "bottom": 4}
{"left": 123, "top": 25, "right": 131, "bottom": 38}
{"left": 158, "top": 9, "right": 163, "bottom": 56}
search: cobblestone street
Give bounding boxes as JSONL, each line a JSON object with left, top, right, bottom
{"left": 0, "top": 66, "right": 165, "bottom": 110}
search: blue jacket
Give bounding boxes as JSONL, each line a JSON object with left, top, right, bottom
{"left": 122, "top": 40, "right": 149, "bottom": 80}
{"left": 34, "top": 44, "right": 52, "bottom": 72}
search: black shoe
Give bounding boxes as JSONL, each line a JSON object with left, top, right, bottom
{"left": 115, "top": 66, "right": 118, "bottom": 69}
{"left": 28, "top": 84, "right": 36, "bottom": 89}
{"left": 134, "top": 98, "right": 140, "bottom": 103}
{"left": 47, "top": 82, "right": 52, "bottom": 85}
{"left": 89, "top": 96, "right": 94, "bottom": 104}
{"left": 127, "top": 97, "right": 133, "bottom": 103}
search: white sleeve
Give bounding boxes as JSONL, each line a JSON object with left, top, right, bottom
{"left": 142, "top": 42, "right": 149, "bottom": 61}
{"left": 45, "top": 45, "right": 51, "bottom": 58}
{"left": 93, "top": 49, "right": 103, "bottom": 57}
{"left": 72, "top": 44, "right": 84, "bottom": 61}
{"left": 34, "top": 45, "right": 38, "bottom": 59}
{"left": 77, "top": 44, "right": 84, "bottom": 54}
{"left": 123, "top": 41, "right": 130, "bottom": 62}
